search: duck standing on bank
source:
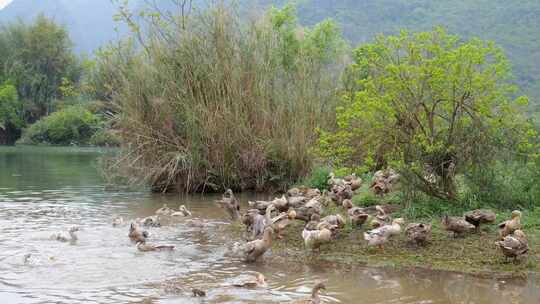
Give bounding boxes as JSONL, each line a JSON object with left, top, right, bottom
{"left": 464, "top": 209, "right": 496, "bottom": 231}
{"left": 442, "top": 215, "right": 475, "bottom": 238}
{"left": 405, "top": 223, "right": 432, "bottom": 246}
{"left": 364, "top": 218, "right": 405, "bottom": 251}
{"left": 495, "top": 229, "right": 528, "bottom": 262}
{"left": 302, "top": 225, "right": 334, "bottom": 252}
{"left": 498, "top": 210, "right": 522, "bottom": 239}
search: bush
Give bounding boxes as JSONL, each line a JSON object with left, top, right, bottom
{"left": 19, "top": 105, "right": 100, "bottom": 145}
{"left": 108, "top": 5, "right": 347, "bottom": 192}
{"left": 298, "top": 166, "right": 331, "bottom": 191}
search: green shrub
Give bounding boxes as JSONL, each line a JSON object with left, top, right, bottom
{"left": 19, "top": 105, "right": 100, "bottom": 145}
{"left": 299, "top": 166, "right": 331, "bottom": 191}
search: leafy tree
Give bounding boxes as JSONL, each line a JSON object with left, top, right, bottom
{"left": 318, "top": 28, "right": 536, "bottom": 200}
{"left": 0, "top": 14, "right": 81, "bottom": 122}
{"left": 0, "top": 81, "right": 23, "bottom": 144}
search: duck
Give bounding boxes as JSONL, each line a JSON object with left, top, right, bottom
{"left": 348, "top": 207, "right": 369, "bottom": 228}
{"left": 192, "top": 288, "right": 206, "bottom": 297}
{"left": 302, "top": 226, "right": 334, "bottom": 251}
{"left": 290, "top": 282, "right": 326, "bottom": 304}
{"left": 50, "top": 226, "right": 79, "bottom": 243}
{"left": 272, "top": 195, "right": 290, "bottom": 211}
{"left": 231, "top": 272, "right": 267, "bottom": 288}
{"left": 243, "top": 209, "right": 267, "bottom": 240}
{"left": 405, "top": 223, "right": 432, "bottom": 246}
{"left": 342, "top": 199, "right": 353, "bottom": 209}
{"left": 112, "top": 215, "right": 124, "bottom": 227}
{"left": 364, "top": 218, "right": 405, "bottom": 251}
{"left": 155, "top": 203, "right": 175, "bottom": 216}
{"left": 171, "top": 205, "right": 192, "bottom": 217}
{"left": 464, "top": 209, "right": 496, "bottom": 230}
{"left": 344, "top": 173, "right": 362, "bottom": 191}
{"left": 327, "top": 172, "right": 345, "bottom": 187}
{"left": 370, "top": 205, "right": 391, "bottom": 228}
{"left": 137, "top": 215, "right": 161, "bottom": 227}
{"left": 495, "top": 229, "right": 529, "bottom": 262}
{"left": 136, "top": 240, "right": 175, "bottom": 252}
{"left": 442, "top": 215, "right": 475, "bottom": 237}
{"left": 232, "top": 226, "right": 274, "bottom": 262}
{"left": 216, "top": 189, "right": 241, "bottom": 220}
{"left": 129, "top": 223, "right": 149, "bottom": 243}
{"left": 305, "top": 213, "right": 321, "bottom": 231}
{"left": 267, "top": 205, "right": 296, "bottom": 239}
{"left": 320, "top": 214, "right": 346, "bottom": 229}
{"left": 498, "top": 210, "right": 522, "bottom": 239}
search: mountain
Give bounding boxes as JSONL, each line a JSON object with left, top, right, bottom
{"left": 0, "top": 0, "right": 127, "bottom": 54}
{"left": 1, "top": 0, "right": 539, "bottom": 103}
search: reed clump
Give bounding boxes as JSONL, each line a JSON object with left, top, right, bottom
{"left": 107, "top": 5, "right": 347, "bottom": 192}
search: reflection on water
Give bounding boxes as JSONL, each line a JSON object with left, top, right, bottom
{"left": 0, "top": 146, "right": 539, "bottom": 303}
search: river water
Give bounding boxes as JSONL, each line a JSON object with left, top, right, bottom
{"left": 0, "top": 146, "right": 538, "bottom": 303}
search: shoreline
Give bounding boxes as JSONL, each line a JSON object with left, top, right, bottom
{"left": 228, "top": 216, "right": 539, "bottom": 279}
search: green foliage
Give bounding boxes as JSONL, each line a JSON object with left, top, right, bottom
{"left": 298, "top": 166, "right": 331, "bottom": 191}
{"left": 319, "top": 28, "right": 537, "bottom": 201}
{"left": 0, "top": 14, "right": 81, "bottom": 122}
{"left": 463, "top": 160, "right": 540, "bottom": 210}
{"left": 0, "top": 81, "right": 23, "bottom": 130}
{"left": 109, "top": 5, "right": 347, "bottom": 192}
{"left": 19, "top": 105, "right": 100, "bottom": 145}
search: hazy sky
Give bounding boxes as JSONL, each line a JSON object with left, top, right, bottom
{"left": 0, "top": 0, "right": 12, "bottom": 10}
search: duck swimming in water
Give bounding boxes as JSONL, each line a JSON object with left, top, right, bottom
{"left": 232, "top": 226, "right": 274, "bottom": 263}
{"left": 50, "top": 226, "right": 79, "bottom": 243}
{"left": 290, "top": 282, "right": 326, "bottom": 304}
{"left": 172, "top": 205, "right": 192, "bottom": 217}
{"left": 136, "top": 240, "right": 175, "bottom": 252}
{"left": 128, "top": 223, "right": 149, "bottom": 243}
{"left": 231, "top": 272, "right": 267, "bottom": 288}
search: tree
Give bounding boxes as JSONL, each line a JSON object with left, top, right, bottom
{"left": 0, "top": 81, "right": 23, "bottom": 144}
{"left": 318, "top": 28, "right": 536, "bottom": 200}
{"left": 0, "top": 14, "right": 81, "bottom": 122}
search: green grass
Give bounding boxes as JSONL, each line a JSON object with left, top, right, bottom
{"left": 269, "top": 214, "right": 539, "bottom": 277}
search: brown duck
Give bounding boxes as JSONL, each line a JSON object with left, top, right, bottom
{"left": 290, "top": 282, "right": 326, "bottom": 304}
{"left": 495, "top": 229, "right": 528, "bottom": 261}
{"left": 498, "top": 210, "right": 522, "bottom": 239}
{"left": 216, "top": 189, "right": 241, "bottom": 220}
{"left": 233, "top": 226, "right": 274, "bottom": 263}
{"left": 464, "top": 209, "right": 496, "bottom": 230}
{"left": 442, "top": 215, "right": 475, "bottom": 237}
{"left": 129, "top": 223, "right": 149, "bottom": 243}
{"left": 405, "top": 223, "right": 432, "bottom": 246}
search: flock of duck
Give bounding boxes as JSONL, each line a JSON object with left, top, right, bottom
{"left": 45, "top": 170, "right": 530, "bottom": 303}
{"left": 219, "top": 170, "right": 529, "bottom": 265}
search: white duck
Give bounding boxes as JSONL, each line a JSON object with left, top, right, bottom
{"left": 364, "top": 218, "right": 405, "bottom": 251}
{"left": 50, "top": 226, "right": 79, "bottom": 243}
{"left": 172, "top": 205, "right": 192, "bottom": 217}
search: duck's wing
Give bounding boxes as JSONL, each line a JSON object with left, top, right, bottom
{"left": 498, "top": 220, "right": 508, "bottom": 229}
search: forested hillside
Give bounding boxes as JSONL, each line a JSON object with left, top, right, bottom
{"left": 1, "top": 0, "right": 539, "bottom": 103}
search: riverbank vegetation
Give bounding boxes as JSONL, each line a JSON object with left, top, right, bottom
{"left": 104, "top": 4, "right": 348, "bottom": 192}
{"left": 0, "top": 15, "right": 117, "bottom": 146}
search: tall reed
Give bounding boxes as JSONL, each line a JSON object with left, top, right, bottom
{"left": 107, "top": 5, "right": 347, "bottom": 192}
